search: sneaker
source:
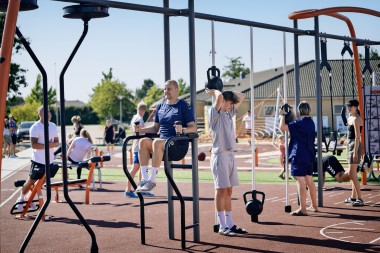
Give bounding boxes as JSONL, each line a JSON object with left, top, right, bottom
{"left": 124, "top": 191, "right": 138, "bottom": 198}
{"left": 135, "top": 180, "right": 147, "bottom": 192}
{"left": 230, "top": 225, "right": 247, "bottom": 234}
{"left": 140, "top": 192, "right": 154, "bottom": 197}
{"left": 344, "top": 197, "right": 356, "bottom": 203}
{"left": 10, "top": 154, "right": 16, "bottom": 158}
{"left": 138, "top": 180, "right": 156, "bottom": 192}
{"left": 306, "top": 206, "right": 319, "bottom": 212}
{"left": 13, "top": 154, "right": 18, "bottom": 157}
{"left": 352, "top": 199, "right": 364, "bottom": 206}
{"left": 218, "top": 228, "right": 237, "bottom": 237}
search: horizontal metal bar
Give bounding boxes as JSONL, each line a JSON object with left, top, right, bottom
{"left": 53, "top": 0, "right": 180, "bottom": 16}
{"left": 143, "top": 200, "right": 168, "bottom": 206}
{"left": 172, "top": 196, "right": 193, "bottom": 201}
{"left": 52, "top": 0, "right": 379, "bottom": 44}
{"left": 192, "top": 12, "right": 312, "bottom": 35}
{"left": 171, "top": 164, "right": 192, "bottom": 169}
{"left": 319, "top": 33, "right": 380, "bottom": 45}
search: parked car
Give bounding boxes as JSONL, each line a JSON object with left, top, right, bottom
{"left": 17, "top": 121, "right": 35, "bottom": 142}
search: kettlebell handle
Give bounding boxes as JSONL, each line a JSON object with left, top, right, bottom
{"left": 207, "top": 66, "right": 220, "bottom": 82}
{"left": 255, "top": 190, "right": 266, "bottom": 204}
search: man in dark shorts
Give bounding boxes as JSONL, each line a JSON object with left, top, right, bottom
{"left": 15, "top": 106, "right": 59, "bottom": 210}
{"left": 8, "top": 115, "right": 18, "bottom": 158}
{"left": 134, "top": 80, "right": 197, "bottom": 192}
{"left": 313, "top": 155, "right": 372, "bottom": 187}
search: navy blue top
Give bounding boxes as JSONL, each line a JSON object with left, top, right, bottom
{"left": 288, "top": 117, "right": 315, "bottom": 164}
{"left": 154, "top": 99, "right": 195, "bottom": 139}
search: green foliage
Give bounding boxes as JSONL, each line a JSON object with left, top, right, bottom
{"left": 1, "top": 13, "right": 28, "bottom": 113}
{"left": 222, "top": 56, "right": 250, "bottom": 81}
{"left": 144, "top": 84, "right": 164, "bottom": 108}
{"left": 24, "top": 74, "right": 57, "bottom": 107}
{"left": 178, "top": 78, "right": 190, "bottom": 96}
{"left": 10, "top": 101, "right": 41, "bottom": 122}
{"left": 135, "top": 79, "right": 154, "bottom": 101}
{"left": 370, "top": 48, "right": 379, "bottom": 60}
{"left": 88, "top": 68, "right": 134, "bottom": 122}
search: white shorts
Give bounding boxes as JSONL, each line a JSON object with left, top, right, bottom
{"left": 210, "top": 152, "right": 239, "bottom": 189}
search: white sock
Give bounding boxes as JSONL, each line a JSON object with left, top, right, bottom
{"left": 225, "top": 211, "right": 234, "bottom": 228}
{"left": 217, "top": 211, "right": 227, "bottom": 230}
{"left": 18, "top": 193, "right": 25, "bottom": 201}
{"left": 140, "top": 166, "right": 149, "bottom": 181}
{"left": 148, "top": 167, "right": 159, "bottom": 183}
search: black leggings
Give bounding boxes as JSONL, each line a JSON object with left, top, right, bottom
{"left": 68, "top": 157, "right": 81, "bottom": 179}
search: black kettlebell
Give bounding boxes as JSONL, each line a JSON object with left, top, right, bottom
{"left": 134, "top": 121, "right": 140, "bottom": 136}
{"left": 243, "top": 190, "right": 265, "bottom": 222}
{"left": 174, "top": 121, "right": 182, "bottom": 136}
{"left": 206, "top": 66, "right": 223, "bottom": 91}
{"left": 281, "top": 103, "right": 293, "bottom": 124}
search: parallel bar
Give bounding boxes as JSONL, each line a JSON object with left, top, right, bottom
{"left": 52, "top": 0, "right": 380, "bottom": 45}
{"left": 185, "top": 223, "right": 199, "bottom": 230}
{"left": 172, "top": 196, "right": 193, "bottom": 201}
{"left": 171, "top": 164, "right": 192, "bottom": 169}
{"left": 144, "top": 200, "right": 168, "bottom": 206}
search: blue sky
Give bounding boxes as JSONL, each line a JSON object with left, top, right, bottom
{"left": 12, "top": 0, "right": 380, "bottom": 103}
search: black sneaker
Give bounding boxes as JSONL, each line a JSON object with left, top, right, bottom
{"left": 230, "top": 225, "right": 247, "bottom": 234}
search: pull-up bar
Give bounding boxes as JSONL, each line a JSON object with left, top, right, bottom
{"left": 54, "top": 0, "right": 380, "bottom": 45}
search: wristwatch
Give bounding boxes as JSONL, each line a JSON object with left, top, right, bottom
{"left": 182, "top": 128, "right": 186, "bottom": 135}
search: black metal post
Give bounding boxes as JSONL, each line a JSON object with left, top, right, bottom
{"left": 15, "top": 27, "right": 52, "bottom": 253}
{"left": 293, "top": 20, "right": 300, "bottom": 115}
{"left": 188, "top": 0, "right": 200, "bottom": 243}
{"left": 59, "top": 20, "right": 98, "bottom": 252}
{"left": 314, "top": 17, "right": 323, "bottom": 207}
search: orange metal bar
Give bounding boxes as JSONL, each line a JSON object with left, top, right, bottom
{"left": 0, "top": 0, "right": 21, "bottom": 184}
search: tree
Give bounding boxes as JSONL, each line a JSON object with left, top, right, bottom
{"left": 88, "top": 68, "right": 134, "bottom": 122}
{"left": 24, "top": 74, "right": 57, "bottom": 107}
{"left": 222, "top": 56, "right": 250, "bottom": 81}
{"left": 135, "top": 79, "right": 154, "bottom": 101}
{"left": 178, "top": 78, "right": 190, "bottom": 96}
{"left": 10, "top": 101, "right": 41, "bottom": 122}
{"left": 144, "top": 84, "right": 164, "bottom": 108}
{"left": 370, "top": 48, "right": 379, "bottom": 60}
{"left": 1, "top": 13, "right": 28, "bottom": 112}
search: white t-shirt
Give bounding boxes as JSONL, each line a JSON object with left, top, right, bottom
{"left": 69, "top": 137, "right": 92, "bottom": 163}
{"left": 30, "top": 121, "right": 58, "bottom": 165}
{"left": 242, "top": 114, "right": 252, "bottom": 130}
{"left": 130, "top": 114, "right": 145, "bottom": 152}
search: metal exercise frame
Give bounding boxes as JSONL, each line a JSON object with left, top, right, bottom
{"left": 122, "top": 133, "right": 199, "bottom": 250}
{"left": 1, "top": 1, "right": 380, "bottom": 252}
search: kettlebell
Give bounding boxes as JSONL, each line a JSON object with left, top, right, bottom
{"left": 206, "top": 66, "right": 223, "bottom": 91}
{"left": 243, "top": 190, "right": 265, "bottom": 221}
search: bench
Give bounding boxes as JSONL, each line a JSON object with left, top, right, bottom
{"left": 50, "top": 156, "right": 110, "bottom": 204}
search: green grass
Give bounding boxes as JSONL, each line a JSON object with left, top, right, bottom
{"left": 56, "top": 167, "right": 379, "bottom": 185}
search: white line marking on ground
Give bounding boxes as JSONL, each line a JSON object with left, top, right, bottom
{"left": 370, "top": 202, "right": 380, "bottom": 207}
{"left": 328, "top": 192, "right": 345, "bottom": 197}
{"left": 265, "top": 197, "right": 279, "bottom": 201}
{"left": 0, "top": 188, "right": 21, "bottom": 208}
{"left": 325, "top": 232, "right": 342, "bottom": 234}
{"left": 368, "top": 194, "right": 380, "bottom": 199}
{"left": 333, "top": 227, "right": 373, "bottom": 231}
{"left": 1, "top": 164, "right": 27, "bottom": 182}
{"left": 339, "top": 236, "right": 354, "bottom": 239}
{"left": 370, "top": 237, "right": 380, "bottom": 244}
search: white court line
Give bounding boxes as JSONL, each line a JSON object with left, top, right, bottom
{"left": 1, "top": 164, "right": 28, "bottom": 182}
{"left": 328, "top": 192, "right": 345, "bottom": 197}
{"left": 265, "top": 197, "right": 279, "bottom": 201}
{"left": 0, "top": 188, "right": 21, "bottom": 208}
{"left": 332, "top": 227, "right": 373, "bottom": 231}
{"left": 272, "top": 197, "right": 286, "bottom": 202}
{"left": 325, "top": 232, "right": 343, "bottom": 234}
{"left": 368, "top": 194, "right": 380, "bottom": 199}
{"left": 370, "top": 237, "right": 380, "bottom": 244}
{"left": 370, "top": 202, "right": 380, "bottom": 207}
{"left": 320, "top": 221, "right": 380, "bottom": 245}
{"left": 339, "top": 236, "right": 354, "bottom": 239}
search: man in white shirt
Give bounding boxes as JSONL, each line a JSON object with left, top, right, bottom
{"left": 16, "top": 106, "right": 59, "bottom": 208}
{"left": 242, "top": 110, "right": 252, "bottom": 145}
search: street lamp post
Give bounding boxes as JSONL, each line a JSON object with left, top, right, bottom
{"left": 117, "top": 95, "right": 124, "bottom": 124}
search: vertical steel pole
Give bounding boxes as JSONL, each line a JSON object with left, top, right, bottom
{"left": 293, "top": 20, "right": 300, "bottom": 115}
{"left": 188, "top": 0, "right": 200, "bottom": 242}
{"left": 250, "top": 27, "right": 255, "bottom": 190}
{"left": 283, "top": 32, "right": 290, "bottom": 208}
{"left": 163, "top": 0, "right": 175, "bottom": 240}
{"left": 314, "top": 17, "right": 323, "bottom": 207}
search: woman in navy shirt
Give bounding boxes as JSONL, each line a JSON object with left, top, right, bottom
{"left": 280, "top": 101, "right": 318, "bottom": 216}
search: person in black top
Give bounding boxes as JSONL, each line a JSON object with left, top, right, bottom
{"left": 345, "top": 99, "right": 364, "bottom": 206}
{"left": 104, "top": 119, "right": 115, "bottom": 154}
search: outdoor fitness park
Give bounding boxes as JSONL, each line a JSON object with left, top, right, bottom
{"left": 0, "top": 1, "right": 380, "bottom": 253}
